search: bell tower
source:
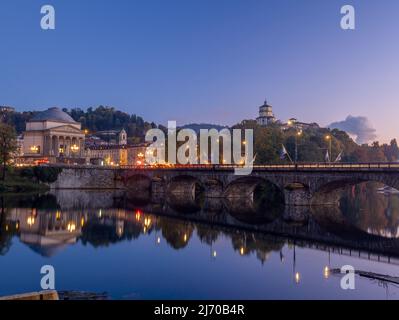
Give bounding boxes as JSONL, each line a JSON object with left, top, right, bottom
{"left": 118, "top": 129, "right": 127, "bottom": 145}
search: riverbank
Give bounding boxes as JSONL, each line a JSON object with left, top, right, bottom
{"left": 0, "top": 175, "right": 49, "bottom": 193}
{"left": 0, "top": 166, "right": 62, "bottom": 193}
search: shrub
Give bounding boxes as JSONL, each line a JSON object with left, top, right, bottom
{"left": 33, "top": 167, "right": 63, "bottom": 183}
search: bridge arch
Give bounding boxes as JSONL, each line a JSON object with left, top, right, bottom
{"left": 311, "top": 174, "right": 399, "bottom": 206}
{"left": 166, "top": 175, "right": 205, "bottom": 198}
{"left": 312, "top": 177, "right": 376, "bottom": 206}
{"left": 225, "top": 176, "right": 285, "bottom": 209}
{"left": 124, "top": 174, "right": 152, "bottom": 191}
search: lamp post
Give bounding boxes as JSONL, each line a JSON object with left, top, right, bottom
{"left": 295, "top": 130, "right": 302, "bottom": 163}
{"left": 325, "top": 135, "right": 332, "bottom": 163}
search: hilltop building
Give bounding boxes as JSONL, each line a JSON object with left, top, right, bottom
{"left": 256, "top": 100, "right": 319, "bottom": 131}
{"left": 256, "top": 100, "right": 276, "bottom": 126}
{"left": 281, "top": 118, "right": 320, "bottom": 131}
{"left": 0, "top": 106, "right": 15, "bottom": 113}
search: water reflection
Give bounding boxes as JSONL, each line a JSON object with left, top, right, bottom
{"left": 340, "top": 182, "right": 399, "bottom": 238}
{"left": 0, "top": 183, "right": 399, "bottom": 299}
{"left": 0, "top": 183, "right": 398, "bottom": 260}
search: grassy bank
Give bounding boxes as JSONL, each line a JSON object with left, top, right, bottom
{"left": 0, "top": 166, "right": 62, "bottom": 194}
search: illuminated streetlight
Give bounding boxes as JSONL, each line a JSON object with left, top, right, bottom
{"left": 30, "top": 145, "right": 39, "bottom": 153}
{"left": 144, "top": 217, "right": 152, "bottom": 227}
{"left": 71, "top": 144, "right": 80, "bottom": 153}
{"left": 27, "top": 216, "right": 35, "bottom": 227}
{"left": 323, "top": 266, "right": 330, "bottom": 279}
{"left": 295, "top": 130, "right": 302, "bottom": 163}
{"left": 325, "top": 135, "right": 332, "bottom": 162}
{"left": 67, "top": 222, "right": 76, "bottom": 233}
{"left": 295, "top": 272, "right": 301, "bottom": 284}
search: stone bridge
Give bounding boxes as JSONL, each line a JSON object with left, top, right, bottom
{"left": 49, "top": 163, "right": 399, "bottom": 206}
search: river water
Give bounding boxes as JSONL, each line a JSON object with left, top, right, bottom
{"left": 1, "top": 182, "right": 399, "bottom": 299}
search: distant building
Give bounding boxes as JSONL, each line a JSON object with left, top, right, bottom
{"left": 281, "top": 118, "right": 320, "bottom": 131}
{"left": 85, "top": 128, "right": 146, "bottom": 166}
{"left": 256, "top": 100, "right": 320, "bottom": 130}
{"left": 87, "top": 129, "right": 127, "bottom": 147}
{"left": 0, "top": 106, "right": 15, "bottom": 113}
{"left": 21, "top": 107, "right": 85, "bottom": 164}
{"left": 87, "top": 143, "right": 148, "bottom": 166}
{"left": 256, "top": 100, "right": 276, "bottom": 126}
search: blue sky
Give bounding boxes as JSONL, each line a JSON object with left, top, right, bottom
{"left": 0, "top": 0, "right": 398, "bottom": 142}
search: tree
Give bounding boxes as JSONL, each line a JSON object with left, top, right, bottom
{"left": 0, "top": 124, "right": 17, "bottom": 181}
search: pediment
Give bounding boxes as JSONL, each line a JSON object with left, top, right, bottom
{"left": 47, "top": 125, "right": 84, "bottom": 135}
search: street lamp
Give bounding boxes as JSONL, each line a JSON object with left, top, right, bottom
{"left": 71, "top": 144, "right": 79, "bottom": 153}
{"left": 295, "top": 130, "right": 302, "bottom": 163}
{"left": 323, "top": 266, "right": 330, "bottom": 279}
{"left": 325, "top": 135, "right": 332, "bottom": 162}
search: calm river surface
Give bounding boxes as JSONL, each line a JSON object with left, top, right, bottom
{"left": 1, "top": 182, "right": 399, "bottom": 299}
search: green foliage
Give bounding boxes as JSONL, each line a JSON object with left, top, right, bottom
{"left": 20, "top": 166, "right": 62, "bottom": 183}
{"left": 0, "top": 123, "right": 17, "bottom": 180}
{"left": 3, "top": 106, "right": 158, "bottom": 143}
{"left": 3, "top": 105, "right": 399, "bottom": 164}
{"left": 33, "top": 167, "right": 63, "bottom": 183}
{"left": 64, "top": 106, "right": 157, "bottom": 142}
{"left": 233, "top": 120, "right": 396, "bottom": 164}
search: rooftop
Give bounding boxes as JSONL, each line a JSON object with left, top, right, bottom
{"left": 30, "top": 107, "right": 77, "bottom": 124}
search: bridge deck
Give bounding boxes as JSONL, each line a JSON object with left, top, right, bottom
{"left": 47, "top": 162, "right": 399, "bottom": 172}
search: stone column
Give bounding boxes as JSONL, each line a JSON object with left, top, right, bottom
{"left": 55, "top": 136, "right": 60, "bottom": 157}
{"left": 66, "top": 137, "right": 71, "bottom": 157}
{"left": 43, "top": 135, "right": 49, "bottom": 156}
{"left": 284, "top": 187, "right": 312, "bottom": 206}
{"left": 79, "top": 138, "right": 84, "bottom": 157}
{"left": 49, "top": 135, "right": 53, "bottom": 156}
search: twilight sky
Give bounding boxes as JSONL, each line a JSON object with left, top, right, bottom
{"left": 0, "top": 0, "right": 398, "bottom": 142}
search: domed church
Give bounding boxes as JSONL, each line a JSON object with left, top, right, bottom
{"left": 256, "top": 100, "right": 276, "bottom": 126}
{"left": 22, "top": 107, "right": 85, "bottom": 162}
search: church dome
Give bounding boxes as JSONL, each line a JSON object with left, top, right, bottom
{"left": 30, "top": 107, "right": 77, "bottom": 123}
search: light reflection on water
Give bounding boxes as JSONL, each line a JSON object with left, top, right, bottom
{"left": 0, "top": 182, "right": 399, "bottom": 299}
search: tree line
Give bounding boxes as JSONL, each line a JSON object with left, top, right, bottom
{"left": 0, "top": 107, "right": 398, "bottom": 168}
{"left": 233, "top": 120, "right": 399, "bottom": 163}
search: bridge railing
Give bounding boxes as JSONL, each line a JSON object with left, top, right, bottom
{"left": 118, "top": 162, "right": 399, "bottom": 170}
{"left": 41, "top": 162, "right": 399, "bottom": 171}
